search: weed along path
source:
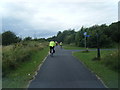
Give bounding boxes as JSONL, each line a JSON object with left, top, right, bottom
{"left": 28, "top": 46, "right": 106, "bottom": 88}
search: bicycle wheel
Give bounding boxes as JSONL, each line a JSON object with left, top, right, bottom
{"left": 50, "top": 51, "right": 53, "bottom": 57}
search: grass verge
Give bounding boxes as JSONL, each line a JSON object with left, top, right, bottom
{"left": 63, "top": 44, "right": 117, "bottom": 50}
{"left": 63, "top": 44, "right": 86, "bottom": 50}
{"left": 63, "top": 44, "right": 97, "bottom": 50}
{"left": 73, "top": 50, "right": 118, "bottom": 88}
{"left": 2, "top": 47, "right": 49, "bottom": 88}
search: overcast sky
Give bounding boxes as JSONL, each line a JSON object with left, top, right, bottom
{"left": 0, "top": 0, "right": 119, "bottom": 38}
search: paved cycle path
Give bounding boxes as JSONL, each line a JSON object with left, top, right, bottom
{"left": 28, "top": 46, "right": 106, "bottom": 88}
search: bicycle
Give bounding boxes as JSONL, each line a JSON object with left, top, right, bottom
{"left": 50, "top": 47, "right": 55, "bottom": 57}
{"left": 50, "top": 50, "right": 54, "bottom": 57}
{"left": 60, "top": 45, "right": 62, "bottom": 49}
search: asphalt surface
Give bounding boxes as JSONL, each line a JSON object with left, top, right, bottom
{"left": 28, "top": 46, "right": 106, "bottom": 88}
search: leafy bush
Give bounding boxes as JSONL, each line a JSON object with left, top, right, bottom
{"left": 101, "top": 50, "right": 120, "bottom": 72}
{"left": 2, "top": 31, "right": 21, "bottom": 45}
{"left": 23, "top": 37, "right": 32, "bottom": 41}
{"left": 2, "top": 41, "right": 48, "bottom": 76}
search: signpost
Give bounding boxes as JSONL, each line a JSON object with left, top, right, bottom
{"left": 86, "top": 35, "right": 90, "bottom": 37}
{"left": 83, "top": 32, "right": 90, "bottom": 48}
{"left": 84, "top": 32, "right": 87, "bottom": 36}
{"left": 84, "top": 32, "right": 87, "bottom": 48}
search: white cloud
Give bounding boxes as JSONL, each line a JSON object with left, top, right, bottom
{"left": 1, "top": 0, "right": 119, "bottom": 38}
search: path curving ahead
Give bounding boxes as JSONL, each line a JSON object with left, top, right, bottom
{"left": 28, "top": 46, "right": 106, "bottom": 88}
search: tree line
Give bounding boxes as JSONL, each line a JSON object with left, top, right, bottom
{"left": 48, "top": 21, "right": 120, "bottom": 48}
{"left": 1, "top": 21, "right": 120, "bottom": 47}
{"left": 1, "top": 31, "right": 47, "bottom": 46}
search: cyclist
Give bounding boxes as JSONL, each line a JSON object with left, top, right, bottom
{"left": 59, "top": 42, "right": 63, "bottom": 49}
{"left": 49, "top": 40, "right": 56, "bottom": 56}
{"left": 55, "top": 41, "right": 58, "bottom": 46}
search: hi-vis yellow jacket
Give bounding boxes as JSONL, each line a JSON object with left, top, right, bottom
{"left": 49, "top": 41, "right": 56, "bottom": 47}
{"left": 60, "top": 42, "right": 62, "bottom": 45}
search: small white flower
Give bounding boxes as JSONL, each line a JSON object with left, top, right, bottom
{"left": 28, "top": 74, "right": 31, "bottom": 76}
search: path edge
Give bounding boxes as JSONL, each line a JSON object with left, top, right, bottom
{"left": 71, "top": 51, "right": 108, "bottom": 88}
{"left": 26, "top": 52, "right": 49, "bottom": 88}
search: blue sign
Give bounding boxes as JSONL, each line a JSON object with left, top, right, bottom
{"left": 86, "top": 35, "right": 90, "bottom": 37}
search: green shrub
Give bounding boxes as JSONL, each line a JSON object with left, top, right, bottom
{"left": 101, "top": 50, "right": 119, "bottom": 72}
{"left": 2, "top": 41, "right": 48, "bottom": 76}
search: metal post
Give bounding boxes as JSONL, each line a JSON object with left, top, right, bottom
{"left": 84, "top": 32, "right": 87, "bottom": 49}
{"left": 96, "top": 33, "right": 100, "bottom": 59}
{"left": 85, "top": 36, "right": 86, "bottom": 48}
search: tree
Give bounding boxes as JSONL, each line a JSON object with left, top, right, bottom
{"left": 47, "top": 21, "right": 119, "bottom": 48}
{"left": 47, "top": 36, "right": 57, "bottom": 42}
{"left": 64, "top": 34, "right": 75, "bottom": 44}
{"left": 23, "top": 37, "right": 32, "bottom": 41}
{"left": 56, "top": 31, "right": 63, "bottom": 42}
{"left": 2, "top": 31, "right": 21, "bottom": 45}
{"left": 56, "top": 29, "right": 76, "bottom": 43}
{"left": 75, "top": 27, "right": 85, "bottom": 47}
{"left": 110, "top": 22, "right": 120, "bottom": 43}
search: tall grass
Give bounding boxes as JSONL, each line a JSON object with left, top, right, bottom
{"left": 2, "top": 47, "right": 49, "bottom": 88}
{"left": 2, "top": 41, "right": 48, "bottom": 77}
{"left": 101, "top": 50, "right": 119, "bottom": 72}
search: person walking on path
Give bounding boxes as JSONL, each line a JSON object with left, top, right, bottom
{"left": 49, "top": 40, "right": 56, "bottom": 56}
